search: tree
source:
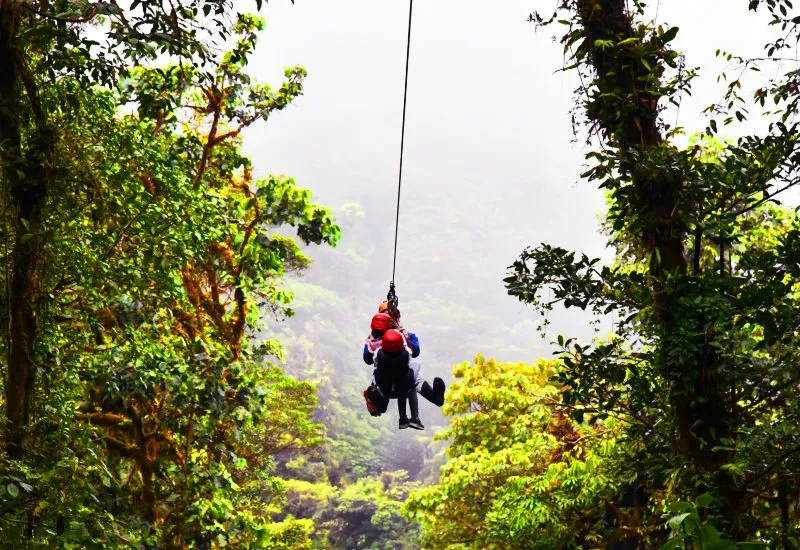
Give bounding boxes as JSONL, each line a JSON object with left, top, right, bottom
{"left": 0, "top": 6, "right": 341, "bottom": 546}
{"left": 0, "top": 0, "right": 293, "bottom": 460}
{"left": 406, "top": 356, "right": 629, "bottom": 549}
{"left": 283, "top": 471, "right": 422, "bottom": 549}
{"left": 504, "top": 0, "right": 800, "bottom": 543}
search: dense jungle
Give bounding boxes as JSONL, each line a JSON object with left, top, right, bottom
{"left": 1, "top": 0, "right": 800, "bottom": 548}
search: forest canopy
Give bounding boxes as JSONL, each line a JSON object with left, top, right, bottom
{"left": 2, "top": 0, "right": 800, "bottom": 549}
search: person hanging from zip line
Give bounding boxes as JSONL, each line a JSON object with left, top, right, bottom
{"left": 363, "top": 306, "right": 446, "bottom": 428}
{"left": 363, "top": 307, "right": 419, "bottom": 363}
{"left": 364, "top": 310, "right": 445, "bottom": 408}
{"left": 368, "top": 328, "right": 423, "bottom": 429}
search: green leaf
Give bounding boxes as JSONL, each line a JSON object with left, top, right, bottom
{"left": 667, "top": 512, "right": 691, "bottom": 530}
{"left": 661, "top": 26, "right": 679, "bottom": 43}
{"left": 695, "top": 492, "right": 714, "bottom": 508}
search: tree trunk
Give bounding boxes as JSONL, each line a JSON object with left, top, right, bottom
{"left": 575, "top": 0, "right": 741, "bottom": 534}
{"left": 7, "top": 164, "right": 45, "bottom": 459}
{"left": 0, "top": 0, "right": 51, "bottom": 460}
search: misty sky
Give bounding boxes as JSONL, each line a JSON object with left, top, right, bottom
{"left": 242, "top": 1, "right": 787, "bottom": 358}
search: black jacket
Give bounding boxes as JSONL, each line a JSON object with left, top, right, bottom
{"left": 373, "top": 349, "right": 414, "bottom": 398}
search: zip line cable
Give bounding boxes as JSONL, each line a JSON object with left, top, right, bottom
{"left": 387, "top": 0, "right": 414, "bottom": 314}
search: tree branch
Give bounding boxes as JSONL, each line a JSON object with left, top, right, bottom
{"left": 21, "top": 2, "right": 98, "bottom": 24}
{"left": 734, "top": 178, "right": 800, "bottom": 217}
{"left": 746, "top": 443, "right": 800, "bottom": 490}
{"left": 15, "top": 52, "right": 45, "bottom": 130}
{"left": 693, "top": 225, "right": 702, "bottom": 275}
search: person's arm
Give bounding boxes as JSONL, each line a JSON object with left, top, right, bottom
{"left": 363, "top": 344, "right": 375, "bottom": 365}
{"left": 407, "top": 332, "right": 420, "bottom": 358}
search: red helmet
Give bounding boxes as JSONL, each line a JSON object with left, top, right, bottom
{"left": 381, "top": 329, "right": 405, "bottom": 352}
{"left": 371, "top": 313, "right": 392, "bottom": 332}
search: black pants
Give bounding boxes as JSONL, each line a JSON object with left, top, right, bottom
{"left": 374, "top": 368, "right": 418, "bottom": 419}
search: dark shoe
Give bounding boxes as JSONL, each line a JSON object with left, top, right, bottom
{"left": 421, "top": 378, "right": 446, "bottom": 407}
{"left": 407, "top": 417, "right": 424, "bottom": 430}
{"left": 399, "top": 417, "right": 410, "bottom": 430}
{"left": 433, "top": 377, "right": 446, "bottom": 406}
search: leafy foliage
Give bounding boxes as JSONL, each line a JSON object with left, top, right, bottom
{"left": 501, "top": 0, "right": 800, "bottom": 544}
{"left": 406, "top": 356, "right": 630, "bottom": 549}
{"left": 0, "top": 5, "right": 341, "bottom": 547}
{"left": 283, "top": 472, "right": 421, "bottom": 550}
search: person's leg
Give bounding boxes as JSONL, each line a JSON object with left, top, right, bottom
{"left": 409, "top": 361, "right": 423, "bottom": 393}
{"left": 403, "top": 367, "right": 423, "bottom": 429}
{"left": 397, "top": 394, "right": 410, "bottom": 429}
{"left": 407, "top": 388, "right": 423, "bottom": 430}
{"left": 409, "top": 361, "right": 446, "bottom": 406}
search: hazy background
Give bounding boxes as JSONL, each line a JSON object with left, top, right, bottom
{"left": 243, "top": 1, "right": 779, "bottom": 365}
{"left": 238, "top": 0, "right": 795, "bottom": 485}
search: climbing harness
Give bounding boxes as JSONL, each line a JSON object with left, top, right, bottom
{"left": 386, "top": 0, "right": 414, "bottom": 323}
{"left": 386, "top": 283, "right": 400, "bottom": 325}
